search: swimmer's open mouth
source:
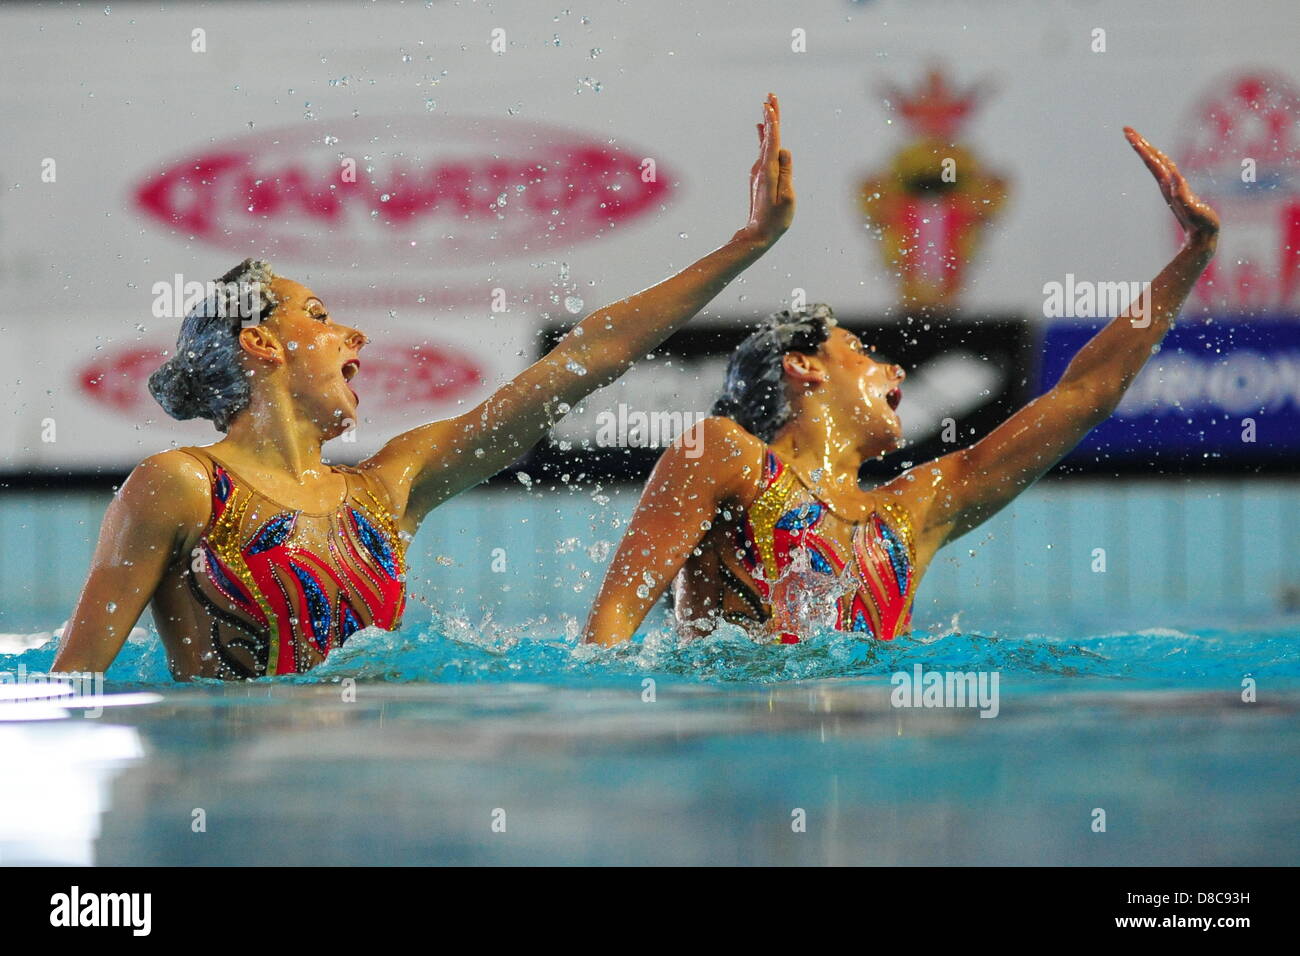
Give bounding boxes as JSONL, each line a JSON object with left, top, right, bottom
{"left": 341, "top": 359, "right": 360, "bottom": 405}
{"left": 886, "top": 387, "right": 902, "bottom": 411}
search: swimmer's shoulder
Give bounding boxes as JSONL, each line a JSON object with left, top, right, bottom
{"left": 667, "top": 416, "right": 766, "bottom": 506}
{"left": 114, "top": 449, "right": 214, "bottom": 531}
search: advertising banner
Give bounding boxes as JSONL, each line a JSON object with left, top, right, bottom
{"left": 1, "top": 1, "right": 1295, "bottom": 475}
{"left": 1039, "top": 317, "right": 1300, "bottom": 473}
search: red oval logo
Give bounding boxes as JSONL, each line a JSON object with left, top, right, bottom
{"left": 79, "top": 341, "right": 485, "bottom": 416}
{"left": 132, "top": 116, "right": 673, "bottom": 266}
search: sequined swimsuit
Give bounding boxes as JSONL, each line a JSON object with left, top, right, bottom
{"left": 173, "top": 447, "right": 407, "bottom": 678}
{"left": 727, "top": 451, "right": 917, "bottom": 643}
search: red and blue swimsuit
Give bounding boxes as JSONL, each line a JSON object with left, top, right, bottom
{"left": 732, "top": 451, "right": 917, "bottom": 643}
{"left": 179, "top": 448, "right": 407, "bottom": 678}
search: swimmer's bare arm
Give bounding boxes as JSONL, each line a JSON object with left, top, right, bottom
{"left": 583, "top": 417, "right": 761, "bottom": 647}
{"left": 364, "top": 93, "right": 795, "bottom": 528}
{"left": 52, "top": 452, "right": 208, "bottom": 675}
{"left": 889, "top": 128, "right": 1220, "bottom": 547}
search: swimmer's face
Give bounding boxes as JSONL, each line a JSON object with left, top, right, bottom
{"left": 790, "top": 327, "right": 905, "bottom": 448}
{"left": 240, "top": 278, "right": 368, "bottom": 440}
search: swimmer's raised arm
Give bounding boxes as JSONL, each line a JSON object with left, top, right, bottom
{"left": 52, "top": 452, "right": 209, "bottom": 676}
{"left": 583, "top": 417, "right": 760, "bottom": 647}
{"left": 891, "top": 127, "right": 1220, "bottom": 547}
{"left": 362, "top": 92, "right": 795, "bottom": 530}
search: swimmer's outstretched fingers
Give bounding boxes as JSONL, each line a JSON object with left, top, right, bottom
{"left": 745, "top": 92, "right": 795, "bottom": 244}
{"left": 1123, "top": 126, "right": 1220, "bottom": 244}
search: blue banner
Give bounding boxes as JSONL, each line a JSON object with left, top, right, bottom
{"left": 1038, "top": 317, "right": 1300, "bottom": 471}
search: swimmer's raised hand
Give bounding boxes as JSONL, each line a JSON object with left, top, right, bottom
{"left": 738, "top": 92, "right": 796, "bottom": 246}
{"left": 1124, "top": 127, "right": 1220, "bottom": 250}
{"left": 871, "top": 125, "right": 1220, "bottom": 553}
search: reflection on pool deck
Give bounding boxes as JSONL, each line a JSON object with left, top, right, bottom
{"left": 4, "top": 678, "right": 1297, "bottom": 866}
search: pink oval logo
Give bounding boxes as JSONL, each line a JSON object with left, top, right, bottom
{"left": 79, "top": 341, "right": 485, "bottom": 416}
{"left": 133, "top": 116, "right": 673, "bottom": 266}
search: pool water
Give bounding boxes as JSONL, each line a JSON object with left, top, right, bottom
{"left": 3, "top": 618, "right": 1298, "bottom": 866}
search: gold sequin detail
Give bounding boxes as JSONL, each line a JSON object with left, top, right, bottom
{"left": 355, "top": 486, "right": 408, "bottom": 579}
{"left": 202, "top": 488, "right": 278, "bottom": 631}
{"left": 746, "top": 464, "right": 800, "bottom": 586}
{"left": 875, "top": 497, "right": 919, "bottom": 621}
{"left": 876, "top": 497, "right": 917, "bottom": 566}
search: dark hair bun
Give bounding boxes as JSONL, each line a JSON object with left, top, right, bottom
{"left": 711, "top": 304, "right": 837, "bottom": 442}
{"left": 147, "top": 259, "right": 278, "bottom": 431}
{"left": 148, "top": 353, "right": 204, "bottom": 422}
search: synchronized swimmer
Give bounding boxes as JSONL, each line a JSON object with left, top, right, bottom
{"left": 582, "top": 128, "right": 1218, "bottom": 646}
{"left": 52, "top": 94, "right": 795, "bottom": 680}
{"left": 50, "top": 98, "right": 1220, "bottom": 678}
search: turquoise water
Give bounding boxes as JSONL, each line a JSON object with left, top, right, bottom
{"left": 7, "top": 613, "right": 1298, "bottom": 688}
{"left": 3, "top": 617, "right": 1298, "bottom": 865}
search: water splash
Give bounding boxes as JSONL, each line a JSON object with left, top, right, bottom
{"left": 3, "top": 616, "right": 1297, "bottom": 689}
